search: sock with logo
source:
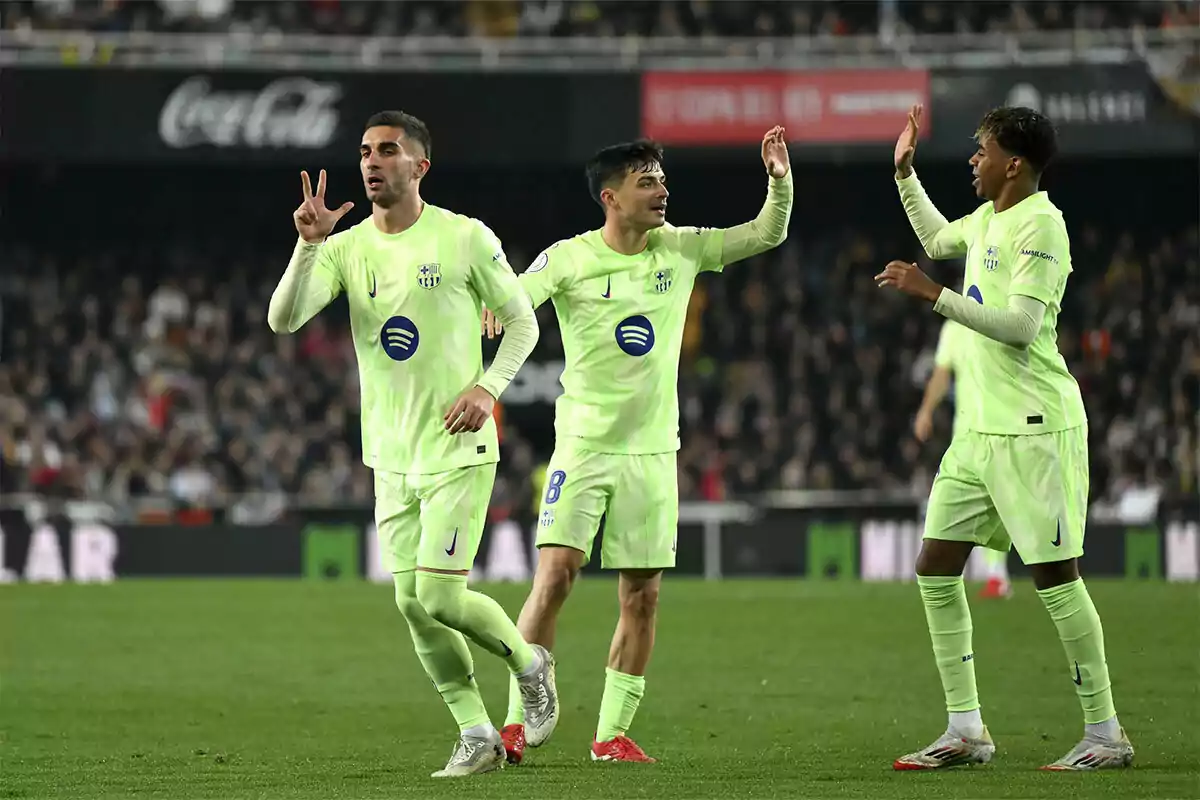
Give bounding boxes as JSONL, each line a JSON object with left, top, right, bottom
{"left": 595, "top": 668, "right": 646, "bottom": 742}
{"left": 984, "top": 548, "right": 1010, "bottom": 581}
{"left": 1037, "top": 578, "right": 1118, "bottom": 728}
{"left": 392, "top": 572, "right": 489, "bottom": 731}
{"left": 415, "top": 571, "right": 536, "bottom": 675}
{"left": 917, "top": 575, "right": 983, "bottom": 736}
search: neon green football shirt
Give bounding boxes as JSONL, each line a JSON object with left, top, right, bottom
{"left": 933, "top": 319, "right": 971, "bottom": 435}
{"left": 305, "top": 206, "right": 524, "bottom": 474}
{"left": 520, "top": 225, "right": 726, "bottom": 455}
{"left": 937, "top": 192, "right": 1087, "bottom": 435}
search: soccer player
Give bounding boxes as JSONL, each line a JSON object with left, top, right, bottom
{"left": 267, "top": 111, "right": 558, "bottom": 778}
{"left": 877, "top": 104, "right": 1133, "bottom": 770}
{"left": 485, "top": 129, "right": 793, "bottom": 763}
{"left": 915, "top": 319, "right": 1013, "bottom": 599}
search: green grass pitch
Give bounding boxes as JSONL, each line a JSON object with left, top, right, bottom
{"left": 3, "top": 578, "right": 1197, "bottom": 799}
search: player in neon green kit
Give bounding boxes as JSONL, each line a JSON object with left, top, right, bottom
{"left": 878, "top": 105, "right": 1133, "bottom": 771}
{"left": 267, "top": 111, "right": 559, "bottom": 779}
{"left": 485, "top": 128, "right": 793, "bottom": 764}
{"left": 915, "top": 319, "right": 1013, "bottom": 599}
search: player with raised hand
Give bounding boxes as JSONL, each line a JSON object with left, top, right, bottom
{"left": 879, "top": 104, "right": 1133, "bottom": 771}
{"left": 268, "top": 110, "right": 558, "bottom": 779}
{"left": 487, "top": 128, "right": 793, "bottom": 765}
{"left": 915, "top": 319, "right": 1013, "bottom": 600}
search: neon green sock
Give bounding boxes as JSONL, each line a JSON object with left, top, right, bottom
{"left": 415, "top": 571, "right": 536, "bottom": 674}
{"left": 505, "top": 673, "right": 525, "bottom": 727}
{"left": 595, "top": 668, "right": 645, "bottom": 742}
{"left": 917, "top": 576, "right": 980, "bottom": 713}
{"left": 1038, "top": 578, "right": 1117, "bottom": 724}
{"left": 392, "top": 572, "right": 488, "bottom": 731}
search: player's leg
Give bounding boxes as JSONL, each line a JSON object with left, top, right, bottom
{"left": 589, "top": 451, "right": 677, "bottom": 764}
{"left": 987, "top": 427, "right": 1132, "bottom": 770}
{"left": 895, "top": 433, "right": 1003, "bottom": 770}
{"left": 502, "top": 447, "right": 607, "bottom": 762}
{"left": 375, "top": 471, "right": 493, "bottom": 776}
{"left": 410, "top": 464, "right": 557, "bottom": 775}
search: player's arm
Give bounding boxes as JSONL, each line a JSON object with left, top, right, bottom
{"left": 267, "top": 237, "right": 343, "bottom": 334}
{"left": 933, "top": 215, "right": 1064, "bottom": 348}
{"left": 268, "top": 169, "right": 353, "bottom": 334}
{"left": 895, "top": 172, "right": 970, "bottom": 260}
{"left": 715, "top": 171, "right": 794, "bottom": 267}
{"left": 469, "top": 222, "right": 540, "bottom": 400}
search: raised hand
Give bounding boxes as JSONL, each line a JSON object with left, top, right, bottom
{"left": 293, "top": 169, "right": 354, "bottom": 244}
{"left": 894, "top": 104, "right": 922, "bottom": 179}
{"left": 761, "top": 126, "right": 790, "bottom": 179}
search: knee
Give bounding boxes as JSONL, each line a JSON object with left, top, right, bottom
{"left": 532, "top": 548, "right": 582, "bottom": 603}
{"left": 393, "top": 572, "right": 427, "bottom": 622}
{"left": 414, "top": 572, "right": 466, "bottom": 629}
{"left": 619, "top": 576, "right": 661, "bottom": 621}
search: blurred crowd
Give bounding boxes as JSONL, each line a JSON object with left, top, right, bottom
{"left": 2, "top": 214, "right": 1195, "bottom": 521}
{"left": 5, "top": 0, "right": 1197, "bottom": 37}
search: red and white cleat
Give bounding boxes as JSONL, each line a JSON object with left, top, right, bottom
{"left": 979, "top": 577, "right": 1013, "bottom": 600}
{"left": 893, "top": 727, "right": 995, "bottom": 771}
{"left": 500, "top": 724, "right": 525, "bottom": 765}
{"left": 590, "top": 735, "right": 657, "bottom": 763}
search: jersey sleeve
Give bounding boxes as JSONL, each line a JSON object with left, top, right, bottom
{"left": 518, "top": 241, "right": 578, "bottom": 309}
{"left": 933, "top": 322, "right": 957, "bottom": 369}
{"left": 466, "top": 219, "right": 523, "bottom": 311}
{"left": 310, "top": 233, "right": 346, "bottom": 295}
{"left": 667, "top": 226, "right": 726, "bottom": 275}
{"left": 1008, "top": 214, "right": 1069, "bottom": 306}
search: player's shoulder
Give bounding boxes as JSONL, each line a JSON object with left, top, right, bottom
{"left": 524, "top": 233, "right": 588, "bottom": 276}
{"left": 423, "top": 204, "right": 493, "bottom": 236}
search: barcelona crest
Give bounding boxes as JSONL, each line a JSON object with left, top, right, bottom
{"left": 650, "top": 268, "right": 674, "bottom": 294}
{"left": 416, "top": 263, "right": 441, "bottom": 289}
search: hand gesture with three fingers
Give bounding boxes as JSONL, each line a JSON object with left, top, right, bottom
{"left": 762, "top": 126, "right": 790, "bottom": 179}
{"left": 481, "top": 307, "right": 503, "bottom": 340}
{"left": 293, "top": 169, "right": 354, "bottom": 244}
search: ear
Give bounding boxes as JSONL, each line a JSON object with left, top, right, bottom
{"left": 1006, "top": 156, "right": 1022, "bottom": 179}
{"left": 414, "top": 158, "right": 431, "bottom": 180}
{"left": 600, "top": 186, "right": 618, "bottom": 211}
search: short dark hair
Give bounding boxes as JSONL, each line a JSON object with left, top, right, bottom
{"left": 585, "top": 139, "right": 665, "bottom": 207}
{"left": 974, "top": 106, "right": 1058, "bottom": 175}
{"left": 364, "top": 110, "right": 432, "bottom": 159}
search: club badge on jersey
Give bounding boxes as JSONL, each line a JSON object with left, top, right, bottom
{"left": 984, "top": 246, "right": 1000, "bottom": 272}
{"left": 416, "top": 263, "right": 442, "bottom": 289}
{"left": 649, "top": 268, "right": 674, "bottom": 294}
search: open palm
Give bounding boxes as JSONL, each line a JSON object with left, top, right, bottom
{"left": 894, "top": 104, "right": 923, "bottom": 178}
{"left": 761, "top": 126, "right": 790, "bottom": 178}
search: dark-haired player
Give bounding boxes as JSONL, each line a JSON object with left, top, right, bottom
{"left": 268, "top": 110, "right": 558, "bottom": 778}
{"left": 485, "top": 129, "right": 793, "bottom": 764}
{"left": 877, "top": 105, "right": 1134, "bottom": 771}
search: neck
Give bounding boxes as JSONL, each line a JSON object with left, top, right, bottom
{"left": 601, "top": 216, "right": 650, "bottom": 256}
{"left": 372, "top": 191, "right": 424, "bottom": 234}
{"left": 993, "top": 179, "right": 1038, "bottom": 214}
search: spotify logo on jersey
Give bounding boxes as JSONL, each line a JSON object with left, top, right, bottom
{"left": 615, "top": 315, "right": 655, "bottom": 356}
{"left": 967, "top": 285, "right": 984, "bottom": 304}
{"left": 380, "top": 315, "right": 420, "bottom": 361}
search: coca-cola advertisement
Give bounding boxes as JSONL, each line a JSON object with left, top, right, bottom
{"left": 157, "top": 76, "right": 342, "bottom": 150}
{"left": 0, "top": 68, "right": 636, "bottom": 165}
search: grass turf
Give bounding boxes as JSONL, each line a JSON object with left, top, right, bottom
{"left": 3, "top": 578, "right": 1197, "bottom": 799}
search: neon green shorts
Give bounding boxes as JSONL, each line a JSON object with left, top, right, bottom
{"left": 374, "top": 463, "right": 497, "bottom": 573}
{"left": 925, "top": 426, "right": 1089, "bottom": 565}
{"left": 534, "top": 445, "right": 678, "bottom": 570}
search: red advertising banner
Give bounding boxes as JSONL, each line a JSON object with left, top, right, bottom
{"left": 642, "top": 70, "right": 930, "bottom": 145}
